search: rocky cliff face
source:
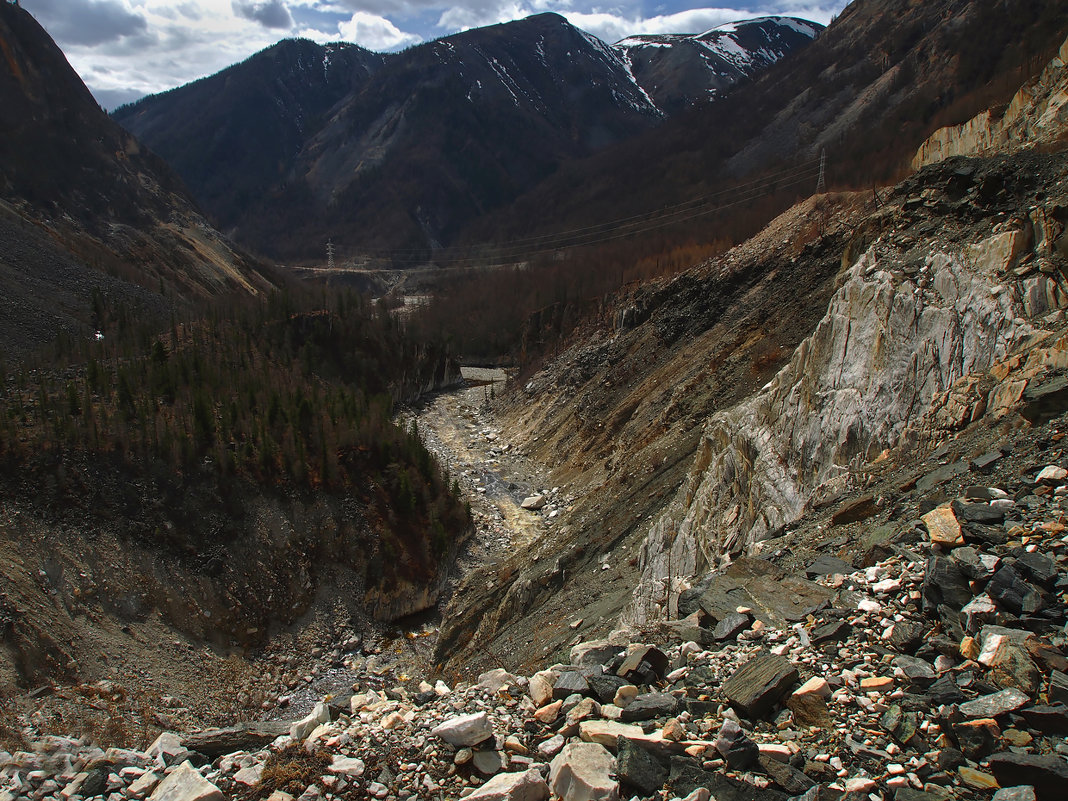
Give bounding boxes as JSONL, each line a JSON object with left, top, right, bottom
{"left": 914, "top": 35, "right": 1068, "bottom": 169}
{"left": 627, "top": 132, "right": 1068, "bottom": 625}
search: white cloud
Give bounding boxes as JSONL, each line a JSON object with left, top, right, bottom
{"left": 337, "top": 11, "right": 420, "bottom": 49}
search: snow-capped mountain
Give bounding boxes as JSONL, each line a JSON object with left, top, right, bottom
{"left": 113, "top": 13, "right": 819, "bottom": 259}
{"left": 614, "top": 16, "right": 823, "bottom": 113}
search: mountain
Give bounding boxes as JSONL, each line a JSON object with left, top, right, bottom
{"left": 468, "top": 0, "right": 1068, "bottom": 249}
{"left": 616, "top": 16, "right": 822, "bottom": 114}
{"left": 0, "top": 2, "right": 275, "bottom": 353}
{"left": 113, "top": 13, "right": 818, "bottom": 261}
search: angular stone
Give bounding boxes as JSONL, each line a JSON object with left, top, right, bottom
{"left": 1013, "top": 552, "right": 1059, "bottom": 589}
{"left": 989, "top": 644, "right": 1041, "bottom": 696}
{"left": 888, "top": 621, "right": 927, "bottom": 653}
{"left": 786, "top": 693, "right": 831, "bottom": 728}
{"left": 570, "top": 641, "right": 623, "bottom": 669}
{"left": 553, "top": 672, "right": 591, "bottom": 701}
{"left": 1016, "top": 705, "right": 1068, "bottom": 735}
{"left": 893, "top": 655, "right": 937, "bottom": 688}
{"left": 831, "top": 494, "right": 877, "bottom": 526}
{"left": 992, "top": 788, "right": 1037, "bottom": 801}
{"left": 479, "top": 668, "right": 517, "bottom": 694}
{"left": 958, "top": 766, "right": 1000, "bottom": 791}
{"left": 714, "top": 719, "right": 759, "bottom": 769}
{"left": 578, "top": 721, "right": 643, "bottom": 750}
{"left": 713, "top": 613, "right": 751, "bottom": 641}
{"left": 722, "top": 653, "right": 798, "bottom": 720}
{"left": 687, "top": 558, "right": 833, "bottom": 628}
{"left": 618, "top": 693, "right": 677, "bottom": 722}
{"left": 548, "top": 743, "right": 619, "bottom": 801}
{"left": 952, "top": 718, "right": 1000, "bottom": 760}
{"left": 616, "top": 645, "right": 669, "bottom": 681}
{"left": 431, "top": 711, "right": 494, "bottom": 746}
{"left": 810, "top": 619, "right": 851, "bottom": 645}
{"left": 922, "top": 506, "right": 965, "bottom": 546}
{"left": 465, "top": 769, "right": 550, "bottom": 801}
{"left": 988, "top": 565, "right": 1045, "bottom": 615}
{"left": 328, "top": 757, "right": 365, "bottom": 778}
{"left": 586, "top": 674, "right": 628, "bottom": 705}
{"left": 1051, "top": 670, "right": 1068, "bottom": 706}
{"left": 616, "top": 738, "right": 667, "bottom": 795}
{"left": 959, "top": 688, "right": 1030, "bottom": 718}
{"left": 146, "top": 762, "right": 223, "bottom": 801}
{"left": 951, "top": 500, "right": 1006, "bottom": 524}
{"left": 793, "top": 677, "right": 831, "bottom": 698}
{"left": 805, "top": 555, "right": 853, "bottom": 578}
{"left": 758, "top": 755, "right": 814, "bottom": 795}
{"left": 521, "top": 495, "right": 546, "bottom": 510}
{"left": 129, "top": 772, "right": 160, "bottom": 799}
{"left": 927, "top": 674, "right": 965, "bottom": 705}
{"left": 180, "top": 722, "right": 289, "bottom": 758}
{"left": 922, "top": 556, "right": 973, "bottom": 611}
{"left": 987, "top": 752, "right": 1068, "bottom": 801}
{"left": 1036, "top": 465, "right": 1067, "bottom": 483}
{"left": 668, "top": 757, "right": 789, "bottom": 801}
{"left": 528, "top": 672, "right": 555, "bottom": 707}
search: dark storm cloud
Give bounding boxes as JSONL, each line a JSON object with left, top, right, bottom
{"left": 232, "top": 0, "right": 295, "bottom": 29}
{"left": 20, "top": 0, "right": 147, "bottom": 46}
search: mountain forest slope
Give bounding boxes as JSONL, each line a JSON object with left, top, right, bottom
{"left": 0, "top": 3, "right": 275, "bottom": 355}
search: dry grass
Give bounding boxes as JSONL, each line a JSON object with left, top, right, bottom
{"left": 239, "top": 744, "right": 332, "bottom": 801}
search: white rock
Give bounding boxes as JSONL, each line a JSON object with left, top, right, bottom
{"left": 328, "top": 757, "right": 365, "bottom": 778}
{"left": 521, "top": 495, "right": 547, "bottom": 510}
{"left": 578, "top": 721, "right": 643, "bottom": 749}
{"left": 479, "top": 668, "right": 516, "bottom": 694}
{"left": 549, "top": 743, "right": 619, "bottom": 801}
{"left": 431, "top": 711, "right": 494, "bottom": 747}
{"left": 1037, "top": 465, "right": 1067, "bottom": 482}
{"left": 146, "top": 762, "right": 223, "bottom": 801}
{"left": 128, "top": 772, "right": 160, "bottom": 799}
{"left": 464, "top": 769, "right": 550, "bottom": 801}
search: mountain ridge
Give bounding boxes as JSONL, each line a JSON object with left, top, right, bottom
{"left": 112, "top": 13, "right": 819, "bottom": 261}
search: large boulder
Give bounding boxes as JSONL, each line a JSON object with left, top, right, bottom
{"left": 549, "top": 743, "right": 619, "bottom": 801}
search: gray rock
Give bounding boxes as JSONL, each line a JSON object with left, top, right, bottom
{"left": 887, "top": 621, "right": 927, "bottom": 653}
{"left": 586, "top": 674, "right": 628, "bottom": 704}
{"left": 616, "top": 645, "right": 669, "bottom": 681}
{"left": 988, "top": 565, "right": 1044, "bottom": 615}
{"left": 959, "top": 688, "right": 1030, "bottom": 718}
{"left": 805, "top": 555, "right": 853, "bottom": 578}
{"left": 992, "top": 787, "right": 1037, "bottom": 801}
{"left": 474, "top": 750, "right": 503, "bottom": 776}
{"left": 570, "top": 641, "right": 623, "bottom": 669}
{"left": 951, "top": 499, "right": 1005, "bottom": 524}
{"left": 810, "top": 619, "right": 851, "bottom": 645}
{"left": 1013, "top": 552, "right": 1059, "bottom": 589}
{"left": 616, "top": 737, "right": 667, "bottom": 795}
{"left": 714, "top": 719, "right": 759, "bottom": 769}
{"left": 713, "top": 612, "right": 751, "bottom": 641}
{"left": 722, "top": 652, "right": 799, "bottom": 719}
{"left": 922, "top": 556, "right": 973, "bottom": 611}
{"left": 1017, "top": 705, "right": 1068, "bottom": 734}
{"left": 180, "top": 722, "right": 289, "bottom": 758}
{"left": 553, "top": 672, "right": 591, "bottom": 700}
{"left": 758, "top": 754, "right": 815, "bottom": 795}
{"left": 987, "top": 752, "right": 1068, "bottom": 801}
{"left": 618, "top": 693, "right": 677, "bottom": 722}
{"left": 893, "top": 655, "right": 936, "bottom": 688}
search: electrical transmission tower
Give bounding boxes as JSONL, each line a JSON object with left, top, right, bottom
{"left": 326, "top": 240, "right": 335, "bottom": 271}
{"left": 816, "top": 149, "right": 827, "bottom": 193}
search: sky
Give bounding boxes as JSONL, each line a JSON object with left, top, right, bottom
{"left": 17, "top": 0, "right": 850, "bottom": 110}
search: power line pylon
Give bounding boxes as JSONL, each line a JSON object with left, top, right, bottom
{"left": 326, "top": 240, "right": 335, "bottom": 271}
{"left": 816, "top": 149, "right": 827, "bottom": 194}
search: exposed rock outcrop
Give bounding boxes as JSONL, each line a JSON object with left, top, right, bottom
{"left": 913, "top": 35, "right": 1068, "bottom": 169}
{"left": 627, "top": 153, "right": 1068, "bottom": 626}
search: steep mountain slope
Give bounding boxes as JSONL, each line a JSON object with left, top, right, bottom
{"left": 616, "top": 16, "right": 822, "bottom": 114}
{"left": 0, "top": 3, "right": 275, "bottom": 352}
{"left": 436, "top": 29, "right": 1068, "bottom": 672}
{"left": 112, "top": 39, "right": 384, "bottom": 239}
{"left": 469, "top": 0, "right": 1068, "bottom": 247}
{"left": 113, "top": 13, "right": 817, "bottom": 261}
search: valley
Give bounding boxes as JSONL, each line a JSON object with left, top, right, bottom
{"left": 3, "top": 1, "right": 1068, "bottom": 801}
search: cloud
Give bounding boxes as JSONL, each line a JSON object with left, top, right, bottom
{"left": 21, "top": 0, "right": 148, "bottom": 46}
{"left": 338, "top": 12, "right": 420, "bottom": 50}
{"left": 231, "top": 0, "right": 295, "bottom": 29}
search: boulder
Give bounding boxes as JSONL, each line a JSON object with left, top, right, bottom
{"left": 146, "top": 762, "right": 223, "bottom": 801}
{"left": 180, "top": 722, "right": 289, "bottom": 758}
{"left": 549, "top": 743, "right": 619, "bottom": 801}
{"left": 465, "top": 769, "right": 550, "bottom": 801}
{"left": 431, "top": 711, "right": 494, "bottom": 747}
{"left": 987, "top": 752, "right": 1068, "bottom": 801}
{"left": 616, "top": 737, "right": 668, "bottom": 795}
{"left": 959, "top": 688, "right": 1030, "bottom": 718}
{"left": 617, "top": 693, "right": 677, "bottom": 722}
{"left": 722, "top": 653, "right": 799, "bottom": 719}
{"left": 578, "top": 720, "right": 643, "bottom": 750}
{"left": 921, "top": 506, "right": 964, "bottom": 546}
